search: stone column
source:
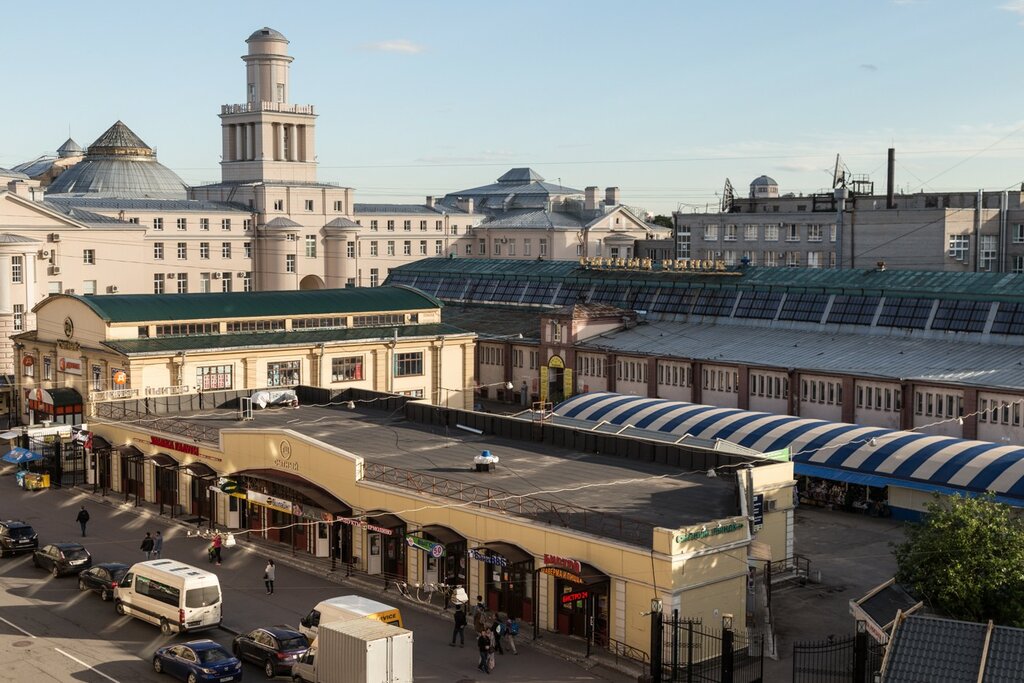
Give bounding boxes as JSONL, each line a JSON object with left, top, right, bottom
{"left": 235, "top": 125, "right": 244, "bottom": 161}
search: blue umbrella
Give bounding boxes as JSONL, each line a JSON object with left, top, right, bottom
{"left": 1, "top": 447, "right": 44, "bottom": 464}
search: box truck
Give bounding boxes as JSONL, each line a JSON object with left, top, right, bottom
{"left": 291, "top": 619, "right": 413, "bottom": 683}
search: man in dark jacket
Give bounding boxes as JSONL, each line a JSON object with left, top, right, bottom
{"left": 449, "top": 605, "right": 467, "bottom": 647}
{"left": 477, "top": 627, "right": 492, "bottom": 673}
{"left": 75, "top": 506, "right": 90, "bottom": 537}
{"left": 140, "top": 532, "right": 155, "bottom": 559}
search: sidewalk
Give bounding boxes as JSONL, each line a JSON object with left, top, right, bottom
{"left": 63, "top": 482, "right": 641, "bottom": 682}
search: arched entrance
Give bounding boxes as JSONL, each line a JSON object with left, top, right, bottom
{"left": 299, "top": 274, "right": 325, "bottom": 290}
{"left": 540, "top": 355, "right": 572, "bottom": 405}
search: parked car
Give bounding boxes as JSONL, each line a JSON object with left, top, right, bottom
{"left": 232, "top": 625, "right": 309, "bottom": 678}
{"left": 0, "top": 520, "right": 38, "bottom": 557}
{"left": 152, "top": 640, "right": 243, "bottom": 683}
{"left": 78, "top": 562, "right": 129, "bottom": 601}
{"left": 32, "top": 543, "right": 92, "bottom": 577}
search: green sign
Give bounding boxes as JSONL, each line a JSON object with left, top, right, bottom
{"left": 761, "top": 447, "right": 791, "bottom": 462}
{"left": 675, "top": 522, "right": 744, "bottom": 544}
{"left": 218, "top": 477, "right": 241, "bottom": 494}
{"left": 405, "top": 534, "right": 445, "bottom": 557}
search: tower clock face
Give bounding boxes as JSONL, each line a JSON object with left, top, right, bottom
{"left": 64, "top": 317, "right": 74, "bottom": 338}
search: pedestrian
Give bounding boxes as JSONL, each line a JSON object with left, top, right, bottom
{"left": 477, "top": 627, "right": 492, "bottom": 675}
{"left": 212, "top": 532, "right": 223, "bottom": 566}
{"left": 75, "top": 506, "right": 90, "bottom": 537}
{"left": 503, "top": 616, "right": 519, "bottom": 655}
{"left": 264, "top": 559, "right": 275, "bottom": 594}
{"left": 140, "top": 532, "right": 155, "bottom": 560}
{"left": 153, "top": 531, "right": 163, "bottom": 559}
{"left": 449, "top": 604, "right": 466, "bottom": 647}
{"left": 492, "top": 618, "right": 505, "bottom": 655}
{"left": 473, "top": 594, "right": 486, "bottom": 632}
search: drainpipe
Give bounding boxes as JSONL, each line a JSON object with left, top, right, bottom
{"left": 973, "top": 190, "right": 983, "bottom": 272}
{"left": 1000, "top": 191, "right": 1009, "bottom": 272}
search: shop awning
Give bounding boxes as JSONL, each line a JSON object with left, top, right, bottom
{"left": 748, "top": 540, "right": 773, "bottom": 562}
{"left": 0, "top": 430, "right": 20, "bottom": 440}
{"left": 577, "top": 562, "right": 610, "bottom": 586}
{"left": 147, "top": 453, "right": 178, "bottom": 468}
{"left": 26, "top": 387, "right": 83, "bottom": 407}
{"left": 235, "top": 469, "right": 352, "bottom": 514}
{"left": 183, "top": 462, "right": 218, "bottom": 478}
{"left": 365, "top": 512, "right": 405, "bottom": 530}
{"left": 116, "top": 444, "right": 144, "bottom": 459}
{"left": 420, "top": 524, "right": 465, "bottom": 546}
{"left": 90, "top": 435, "right": 112, "bottom": 451}
{"left": 479, "top": 541, "right": 533, "bottom": 565}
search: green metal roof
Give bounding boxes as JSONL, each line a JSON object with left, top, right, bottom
{"left": 389, "top": 258, "right": 1024, "bottom": 302}
{"left": 55, "top": 286, "right": 443, "bottom": 324}
{"left": 101, "top": 323, "right": 471, "bottom": 355}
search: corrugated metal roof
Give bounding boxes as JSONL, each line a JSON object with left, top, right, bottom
{"left": 45, "top": 197, "right": 241, "bottom": 213}
{"left": 0, "top": 167, "right": 29, "bottom": 180}
{"left": 883, "top": 615, "right": 1024, "bottom": 683}
{"left": 480, "top": 209, "right": 583, "bottom": 229}
{"left": 102, "top": 323, "right": 470, "bottom": 355}
{"left": 576, "top": 321, "right": 1024, "bottom": 390}
{"left": 45, "top": 158, "right": 188, "bottom": 199}
{"left": 555, "top": 392, "right": 1024, "bottom": 501}
{"left": 11, "top": 156, "right": 56, "bottom": 177}
{"left": 44, "top": 286, "right": 444, "bottom": 324}
{"left": 353, "top": 203, "right": 445, "bottom": 215}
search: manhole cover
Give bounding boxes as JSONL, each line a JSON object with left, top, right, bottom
{"left": 12, "top": 640, "right": 32, "bottom": 648}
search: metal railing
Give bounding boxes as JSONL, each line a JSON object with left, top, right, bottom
{"left": 93, "top": 402, "right": 221, "bottom": 445}
{"left": 220, "top": 102, "right": 315, "bottom": 115}
{"left": 608, "top": 637, "right": 649, "bottom": 671}
{"left": 362, "top": 462, "right": 655, "bottom": 546}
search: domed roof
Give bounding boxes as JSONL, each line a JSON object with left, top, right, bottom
{"left": 247, "top": 27, "right": 287, "bottom": 42}
{"left": 45, "top": 121, "right": 188, "bottom": 199}
{"left": 750, "top": 175, "right": 778, "bottom": 187}
{"left": 57, "top": 138, "right": 84, "bottom": 158}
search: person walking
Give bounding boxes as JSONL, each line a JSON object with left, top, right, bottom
{"left": 152, "top": 531, "right": 163, "bottom": 559}
{"left": 212, "top": 532, "right": 223, "bottom": 566}
{"left": 492, "top": 618, "right": 505, "bottom": 655}
{"left": 473, "top": 594, "right": 486, "bottom": 632}
{"left": 264, "top": 560, "right": 275, "bottom": 594}
{"left": 476, "top": 627, "right": 492, "bottom": 674}
{"left": 75, "top": 506, "right": 89, "bottom": 537}
{"left": 503, "top": 616, "right": 519, "bottom": 655}
{"left": 449, "top": 604, "right": 466, "bottom": 647}
{"left": 140, "top": 532, "right": 155, "bottom": 560}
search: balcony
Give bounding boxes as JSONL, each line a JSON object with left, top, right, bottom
{"left": 221, "top": 102, "right": 316, "bottom": 115}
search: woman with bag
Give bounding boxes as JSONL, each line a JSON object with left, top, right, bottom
{"left": 264, "top": 559, "right": 275, "bottom": 594}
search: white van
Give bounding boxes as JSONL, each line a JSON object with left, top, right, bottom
{"left": 114, "top": 559, "right": 222, "bottom": 634}
{"left": 299, "top": 596, "right": 403, "bottom": 640}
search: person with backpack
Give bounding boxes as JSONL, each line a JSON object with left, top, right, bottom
{"left": 75, "top": 506, "right": 90, "bottom": 537}
{"left": 449, "top": 604, "right": 467, "bottom": 647}
{"left": 492, "top": 618, "right": 505, "bottom": 655}
{"left": 503, "top": 616, "right": 519, "bottom": 655}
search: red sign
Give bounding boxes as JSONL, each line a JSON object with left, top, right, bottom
{"left": 561, "top": 590, "right": 589, "bottom": 605}
{"left": 151, "top": 435, "right": 200, "bottom": 456}
{"left": 544, "top": 554, "right": 582, "bottom": 574}
{"left": 22, "top": 356, "right": 34, "bottom": 367}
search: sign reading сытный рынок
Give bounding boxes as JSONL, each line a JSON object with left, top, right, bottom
{"left": 675, "top": 522, "right": 744, "bottom": 544}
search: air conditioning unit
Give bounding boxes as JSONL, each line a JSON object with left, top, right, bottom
{"left": 37, "top": 250, "right": 50, "bottom": 260}
{"left": 49, "top": 266, "right": 61, "bottom": 275}
{"left": 108, "top": 285, "right": 119, "bottom": 294}
{"left": 167, "top": 273, "right": 176, "bottom": 279}
{"left": 212, "top": 272, "right": 222, "bottom": 279}
{"left": 48, "top": 233, "right": 62, "bottom": 243}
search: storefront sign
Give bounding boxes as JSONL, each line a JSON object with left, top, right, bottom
{"left": 543, "top": 554, "right": 582, "bottom": 574}
{"left": 548, "top": 356, "right": 565, "bottom": 369}
{"left": 58, "top": 356, "right": 82, "bottom": 375}
{"left": 675, "top": 522, "right": 744, "bottom": 544}
{"left": 246, "top": 489, "right": 296, "bottom": 515}
{"left": 151, "top": 436, "right": 200, "bottom": 457}
{"left": 337, "top": 517, "right": 393, "bottom": 535}
{"left": 468, "top": 548, "right": 508, "bottom": 567}
{"left": 539, "top": 566, "right": 582, "bottom": 583}
{"left": 751, "top": 494, "right": 764, "bottom": 532}
{"left": 292, "top": 503, "right": 333, "bottom": 522}
{"left": 561, "top": 590, "right": 589, "bottom": 605}
{"left": 57, "top": 340, "right": 80, "bottom": 351}
{"left": 406, "top": 535, "right": 445, "bottom": 558}
{"left": 274, "top": 439, "right": 298, "bottom": 471}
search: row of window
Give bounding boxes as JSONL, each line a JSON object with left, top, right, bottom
{"left": 703, "top": 368, "right": 739, "bottom": 393}
{"left": 511, "top": 349, "right": 539, "bottom": 370}
{"left": 753, "top": 373, "right": 790, "bottom": 400}
{"left": 578, "top": 355, "right": 606, "bottom": 377}
{"left": 857, "top": 385, "right": 902, "bottom": 412}
{"left": 949, "top": 234, "right": 998, "bottom": 270}
{"left": 480, "top": 346, "right": 503, "bottom": 366}
{"left": 153, "top": 273, "right": 250, "bottom": 294}
{"left": 700, "top": 224, "right": 836, "bottom": 243}
{"left": 151, "top": 218, "right": 251, "bottom": 232}
{"left": 270, "top": 199, "right": 345, "bottom": 213}
{"left": 979, "top": 398, "right": 1022, "bottom": 426}
{"left": 698, "top": 250, "right": 836, "bottom": 268}
{"left": 616, "top": 359, "right": 648, "bottom": 384}
{"left": 914, "top": 391, "right": 963, "bottom": 419}
{"left": 367, "top": 219, "right": 447, "bottom": 232}
{"left": 658, "top": 362, "right": 691, "bottom": 387}
{"left": 154, "top": 242, "right": 250, "bottom": 260}
{"left": 366, "top": 240, "right": 447, "bottom": 257}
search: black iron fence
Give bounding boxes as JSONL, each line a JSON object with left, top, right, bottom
{"left": 792, "top": 627, "right": 884, "bottom": 683}
{"left": 655, "top": 612, "right": 763, "bottom": 683}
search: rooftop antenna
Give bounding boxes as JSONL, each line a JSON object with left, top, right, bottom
{"left": 720, "top": 178, "right": 735, "bottom": 213}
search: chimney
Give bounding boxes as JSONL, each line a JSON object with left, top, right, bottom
{"left": 585, "top": 186, "right": 600, "bottom": 211}
{"left": 887, "top": 148, "right": 896, "bottom": 209}
{"left": 425, "top": 196, "right": 435, "bottom": 208}
{"left": 464, "top": 198, "right": 473, "bottom": 214}
{"left": 605, "top": 186, "right": 620, "bottom": 206}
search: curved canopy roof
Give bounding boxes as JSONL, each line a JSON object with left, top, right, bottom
{"left": 247, "top": 27, "right": 287, "bottom": 42}
{"left": 555, "top": 392, "right": 1024, "bottom": 502}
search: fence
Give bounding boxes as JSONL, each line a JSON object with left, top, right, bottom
{"left": 792, "top": 628, "right": 884, "bottom": 683}
{"left": 656, "top": 613, "right": 763, "bottom": 683}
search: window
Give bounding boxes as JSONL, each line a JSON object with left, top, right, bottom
{"left": 197, "top": 365, "right": 233, "bottom": 390}
{"left": 450, "top": 225, "right": 459, "bottom": 234}
{"left": 493, "top": 240, "right": 502, "bottom": 256}
{"left": 222, "top": 275, "right": 232, "bottom": 292}
{"left": 177, "top": 243, "right": 187, "bottom": 259}
{"left": 434, "top": 240, "right": 443, "bottom": 255}
{"left": 243, "top": 272, "right": 252, "bottom": 291}
{"left": 703, "top": 225, "right": 719, "bottom": 241}
{"left": 369, "top": 268, "right": 379, "bottom": 287}
{"left": 760, "top": 224, "right": 778, "bottom": 242}
{"left": 243, "top": 219, "right": 252, "bottom": 231}
{"left": 403, "top": 241, "right": 412, "bottom": 256}
{"left": 403, "top": 220, "right": 411, "bottom": 231}
{"left": 1014, "top": 224, "right": 1024, "bottom": 244}
{"left": 176, "top": 218, "right": 187, "bottom": 231}
{"left": 199, "top": 272, "right": 211, "bottom": 293}
{"left": 82, "top": 249, "right": 95, "bottom": 265}
{"left": 286, "top": 254, "right": 296, "bottom": 273}
{"left": 785, "top": 224, "right": 800, "bottom": 242}
{"left": 723, "top": 225, "right": 737, "bottom": 241}
{"left": 293, "top": 317, "right": 347, "bottom": 330}
{"left": 305, "top": 200, "right": 314, "bottom": 212}
{"left": 787, "top": 251, "right": 801, "bottom": 267}
{"left": 334, "top": 200, "right": 344, "bottom": 212}
{"left": 479, "top": 239, "right": 487, "bottom": 255}
{"left": 82, "top": 280, "right": 96, "bottom": 295}
{"left": 224, "top": 319, "right": 284, "bottom": 333}
{"left": 200, "top": 218, "right": 209, "bottom": 231}
{"left": 153, "top": 273, "right": 165, "bottom": 294}
{"left": 827, "top": 295, "right": 880, "bottom": 325}
{"left": 807, "top": 225, "right": 822, "bottom": 242}
{"left": 481, "top": 346, "right": 503, "bottom": 365}
{"left": 134, "top": 576, "right": 180, "bottom": 608}
{"left": 13, "top": 304, "right": 23, "bottom": 332}
{"left": 370, "top": 241, "right": 379, "bottom": 256}
{"left": 11, "top": 256, "right": 23, "bottom": 283}
{"left": 778, "top": 293, "right": 829, "bottom": 322}
{"left": 42, "top": 355, "right": 52, "bottom": 380}
{"left": 465, "top": 244, "right": 472, "bottom": 255}
{"left": 274, "top": 200, "right": 284, "bottom": 211}
{"left": 305, "top": 235, "right": 317, "bottom": 258}
{"left": 877, "top": 297, "right": 933, "bottom": 330}
{"left": 508, "top": 241, "right": 516, "bottom": 256}
{"left": 176, "top": 275, "right": 188, "bottom": 293}
{"left": 436, "top": 220, "right": 443, "bottom": 231}
{"left": 267, "top": 361, "right": 300, "bottom": 387}
{"left": 1015, "top": 256, "right": 1024, "bottom": 274}
{"left": 370, "top": 220, "right": 379, "bottom": 231}
{"left": 48, "top": 281, "right": 61, "bottom": 295}
{"left": 352, "top": 313, "right": 406, "bottom": 327}
{"left": 539, "top": 239, "right": 548, "bottom": 257}
{"left": 419, "top": 220, "right": 427, "bottom": 231}
{"left": 386, "top": 241, "right": 395, "bottom": 256}
{"left": 524, "top": 239, "right": 532, "bottom": 256}
{"left": 199, "top": 242, "right": 210, "bottom": 259}
{"left": 394, "top": 352, "right": 423, "bottom": 377}
{"left": 221, "top": 242, "right": 232, "bottom": 258}
{"left": 744, "top": 225, "right": 758, "bottom": 241}
{"left": 346, "top": 241, "right": 355, "bottom": 258}
{"left": 550, "top": 321, "right": 563, "bottom": 342}
{"left": 153, "top": 217, "right": 163, "bottom": 231}
{"left": 221, "top": 219, "right": 232, "bottom": 231}
{"left": 948, "top": 235, "right": 969, "bottom": 261}
{"left": 980, "top": 235, "right": 997, "bottom": 271}
{"left": 244, "top": 242, "right": 252, "bottom": 259}
{"left": 387, "top": 220, "right": 395, "bottom": 231}
{"left": 331, "top": 356, "right": 364, "bottom": 382}
{"left": 418, "top": 241, "right": 427, "bottom": 255}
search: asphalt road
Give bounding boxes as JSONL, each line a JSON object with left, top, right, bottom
{"left": 0, "top": 480, "right": 629, "bottom": 683}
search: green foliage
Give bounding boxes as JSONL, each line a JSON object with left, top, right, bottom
{"left": 651, "top": 215, "right": 674, "bottom": 230}
{"left": 894, "top": 494, "right": 1024, "bottom": 626}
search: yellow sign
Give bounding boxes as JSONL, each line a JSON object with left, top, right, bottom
{"left": 578, "top": 256, "right": 739, "bottom": 274}
{"left": 548, "top": 356, "right": 565, "bottom": 369}
{"left": 563, "top": 368, "right": 574, "bottom": 400}
{"left": 540, "top": 366, "right": 549, "bottom": 404}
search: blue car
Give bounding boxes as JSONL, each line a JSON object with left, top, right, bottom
{"left": 153, "top": 640, "right": 243, "bottom": 683}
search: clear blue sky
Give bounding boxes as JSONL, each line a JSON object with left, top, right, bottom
{"left": 5, "top": 1, "right": 1024, "bottom": 215}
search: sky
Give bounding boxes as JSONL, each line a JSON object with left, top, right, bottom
{"left": 4, "top": 1, "right": 1024, "bottom": 216}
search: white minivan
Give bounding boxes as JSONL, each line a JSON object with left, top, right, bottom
{"left": 114, "top": 559, "right": 222, "bottom": 634}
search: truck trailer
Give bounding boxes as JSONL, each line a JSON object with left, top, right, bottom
{"left": 291, "top": 618, "right": 413, "bottom": 683}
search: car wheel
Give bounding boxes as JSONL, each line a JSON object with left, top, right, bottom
{"left": 153, "top": 656, "right": 163, "bottom": 674}
{"left": 115, "top": 600, "right": 126, "bottom": 615}
{"left": 160, "top": 618, "right": 172, "bottom": 635}
{"left": 265, "top": 659, "right": 276, "bottom": 678}
{"left": 78, "top": 579, "right": 87, "bottom": 591}
{"left": 51, "top": 565, "right": 61, "bottom": 578}
{"left": 101, "top": 588, "right": 111, "bottom": 601}
{"left": 187, "top": 673, "right": 198, "bottom": 683}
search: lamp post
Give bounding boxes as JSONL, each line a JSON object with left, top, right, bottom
{"left": 650, "top": 598, "right": 664, "bottom": 683}
{"left": 721, "top": 614, "right": 734, "bottom": 683}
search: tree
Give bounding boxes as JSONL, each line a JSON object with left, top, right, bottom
{"left": 651, "top": 215, "right": 673, "bottom": 230}
{"left": 894, "top": 493, "right": 1024, "bottom": 626}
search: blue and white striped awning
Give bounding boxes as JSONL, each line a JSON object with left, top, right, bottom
{"left": 555, "top": 392, "right": 1024, "bottom": 502}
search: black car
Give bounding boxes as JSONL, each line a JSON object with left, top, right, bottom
{"left": 78, "top": 562, "right": 129, "bottom": 601}
{"left": 0, "top": 520, "right": 38, "bottom": 557}
{"left": 232, "top": 625, "right": 309, "bottom": 678}
{"left": 32, "top": 542, "right": 92, "bottom": 577}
